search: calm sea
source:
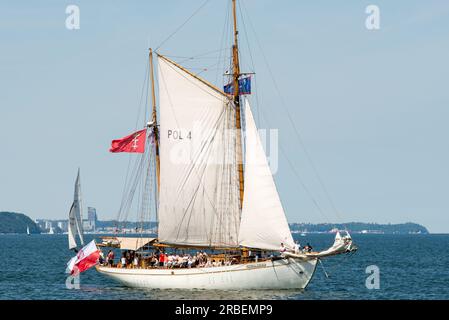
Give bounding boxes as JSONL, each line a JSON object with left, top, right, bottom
{"left": 0, "top": 233, "right": 448, "bottom": 300}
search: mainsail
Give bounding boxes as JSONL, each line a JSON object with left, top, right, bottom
{"left": 68, "top": 169, "right": 85, "bottom": 249}
{"left": 157, "top": 55, "right": 241, "bottom": 248}
{"left": 238, "top": 99, "right": 295, "bottom": 251}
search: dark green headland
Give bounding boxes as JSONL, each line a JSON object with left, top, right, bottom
{"left": 0, "top": 212, "right": 40, "bottom": 234}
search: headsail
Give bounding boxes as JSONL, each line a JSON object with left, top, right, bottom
{"left": 157, "top": 55, "right": 241, "bottom": 248}
{"left": 310, "top": 231, "right": 356, "bottom": 258}
{"left": 68, "top": 169, "right": 85, "bottom": 250}
{"left": 238, "top": 99, "right": 295, "bottom": 251}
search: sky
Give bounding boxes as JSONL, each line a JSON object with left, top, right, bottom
{"left": 0, "top": 1, "right": 448, "bottom": 233}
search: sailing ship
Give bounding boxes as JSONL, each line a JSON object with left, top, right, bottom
{"left": 26, "top": 226, "right": 30, "bottom": 235}
{"left": 95, "top": 0, "right": 355, "bottom": 289}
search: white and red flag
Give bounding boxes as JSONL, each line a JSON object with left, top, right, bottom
{"left": 66, "top": 240, "right": 100, "bottom": 275}
{"left": 109, "top": 129, "right": 147, "bottom": 153}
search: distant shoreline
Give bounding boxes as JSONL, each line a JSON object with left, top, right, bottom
{"left": 0, "top": 211, "right": 430, "bottom": 235}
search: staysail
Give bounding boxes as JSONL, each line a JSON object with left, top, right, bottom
{"left": 238, "top": 99, "right": 295, "bottom": 251}
{"left": 157, "top": 55, "right": 241, "bottom": 248}
{"left": 68, "top": 169, "right": 85, "bottom": 249}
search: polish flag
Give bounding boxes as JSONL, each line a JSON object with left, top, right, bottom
{"left": 109, "top": 129, "right": 147, "bottom": 153}
{"left": 66, "top": 240, "right": 100, "bottom": 275}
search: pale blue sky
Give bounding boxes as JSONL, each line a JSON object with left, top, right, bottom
{"left": 1, "top": 1, "right": 448, "bottom": 232}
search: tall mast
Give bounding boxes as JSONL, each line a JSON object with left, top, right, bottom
{"left": 232, "top": 0, "right": 244, "bottom": 209}
{"left": 149, "top": 48, "right": 160, "bottom": 191}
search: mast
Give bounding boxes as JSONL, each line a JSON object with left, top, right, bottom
{"left": 149, "top": 48, "right": 161, "bottom": 191}
{"left": 232, "top": 0, "right": 244, "bottom": 209}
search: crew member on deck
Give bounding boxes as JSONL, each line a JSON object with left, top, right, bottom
{"left": 293, "top": 241, "right": 301, "bottom": 254}
{"left": 280, "top": 243, "right": 287, "bottom": 253}
{"left": 133, "top": 254, "right": 139, "bottom": 268}
{"left": 121, "top": 253, "right": 127, "bottom": 268}
{"left": 107, "top": 250, "right": 114, "bottom": 267}
{"left": 304, "top": 243, "right": 313, "bottom": 253}
{"left": 99, "top": 250, "right": 105, "bottom": 265}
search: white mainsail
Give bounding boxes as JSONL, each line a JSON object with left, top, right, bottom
{"left": 238, "top": 99, "right": 295, "bottom": 251}
{"left": 157, "top": 56, "right": 241, "bottom": 247}
{"left": 68, "top": 169, "right": 84, "bottom": 249}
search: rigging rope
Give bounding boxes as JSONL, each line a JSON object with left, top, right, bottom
{"left": 279, "top": 145, "right": 332, "bottom": 222}
{"left": 235, "top": 2, "right": 329, "bottom": 223}
{"left": 239, "top": 1, "right": 346, "bottom": 227}
{"left": 114, "top": 73, "right": 157, "bottom": 235}
{"left": 318, "top": 259, "right": 330, "bottom": 278}
{"left": 114, "top": 56, "right": 150, "bottom": 232}
{"left": 155, "top": 0, "right": 212, "bottom": 51}
{"left": 165, "top": 48, "right": 230, "bottom": 62}
{"left": 215, "top": 0, "right": 231, "bottom": 86}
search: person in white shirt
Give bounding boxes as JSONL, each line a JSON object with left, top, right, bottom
{"left": 293, "top": 241, "right": 301, "bottom": 254}
{"left": 167, "top": 255, "right": 174, "bottom": 268}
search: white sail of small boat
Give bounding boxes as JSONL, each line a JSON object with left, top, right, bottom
{"left": 27, "top": 226, "right": 30, "bottom": 235}
{"left": 96, "top": 0, "right": 355, "bottom": 290}
{"left": 68, "top": 169, "right": 84, "bottom": 250}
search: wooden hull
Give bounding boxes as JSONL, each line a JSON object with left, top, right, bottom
{"left": 96, "top": 258, "right": 317, "bottom": 290}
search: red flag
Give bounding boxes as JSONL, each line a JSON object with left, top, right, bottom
{"left": 109, "top": 129, "right": 147, "bottom": 153}
{"left": 66, "top": 240, "right": 100, "bottom": 275}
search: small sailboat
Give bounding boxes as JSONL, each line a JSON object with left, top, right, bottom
{"left": 68, "top": 169, "right": 85, "bottom": 251}
{"left": 26, "top": 226, "right": 30, "bottom": 235}
{"left": 96, "top": 0, "right": 355, "bottom": 290}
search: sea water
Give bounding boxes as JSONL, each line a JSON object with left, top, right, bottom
{"left": 1, "top": 233, "right": 448, "bottom": 300}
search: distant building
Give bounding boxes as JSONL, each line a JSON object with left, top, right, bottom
{"left": 86, "top": 207, "right": 97, "bottom": 232}
{"left": 57, "top": 221, "right": 68, "bottom": 231}
{"left": 83, "top": 220, "right": 93, "bottom": 231}
{"left": 76, "top": 207, "right": 98, "bottom": 232}
{"left": 87, "top": 207, "right": 97, "bottom": 223}
{"left": 34, "top": 208, "right": 100, "bottom": 234}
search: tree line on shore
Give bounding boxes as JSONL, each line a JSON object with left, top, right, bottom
{"left": 0, "top": 211, "right": 429, "bottom": 235}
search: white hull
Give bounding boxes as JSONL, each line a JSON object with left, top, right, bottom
{"left": 97, "top": 258, "right": 317, "bottom": 290}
